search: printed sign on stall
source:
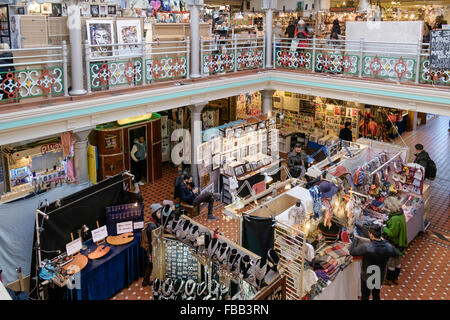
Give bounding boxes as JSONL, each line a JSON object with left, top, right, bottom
{"left": 66, "top": 237, "right": 82, "bottom": 256}
{"left": 91, "top": 225, "right": 108, "bottom": 243}
{"left": 116, "top": 221, "right": 133, "bottom": 234}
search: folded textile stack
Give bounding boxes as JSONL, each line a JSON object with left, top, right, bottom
{"left": 325, "top": 242, "right": 350, "bottom": 260}
{"left": 339, "top": 256, "right": 353, "bottom": 270}
{"left": 315, "top": 270, "right": 329, "bottom": 282}
{"left": 305, "top": 278, "right": 328, "bottom": 300}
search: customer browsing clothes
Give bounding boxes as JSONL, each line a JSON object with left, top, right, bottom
{"left": 350, "top": 225, "right": 400, "bottom": 300}
{"left": 382, "top": 196, "right": 408, "bottom": 286}
{"left": 178, "top": 175, "right": 220, "bottom": 221}
{"left": 131, "top": 135, "right": 147, "bottom": 189}
{"left": 141, "top": 203, "right": 163, "bottom": 287}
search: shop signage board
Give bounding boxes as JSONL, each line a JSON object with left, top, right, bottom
{"left": 12, "top": 142, "right": 62, "bottom": 160}
{"left": 430, "top": 30, "right": 450, "bottom": 70}
{"left": 330, "top": 7, "right": 356, "bottom": 12}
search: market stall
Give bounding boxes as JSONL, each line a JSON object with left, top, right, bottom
{"left": 30, "top": 172, "right": 146, "bottom": 300}
{"left": 150, "top": 214, "right": 285, "bottom": 300}
{"left": 1, "top": 137, "right": 74, "bottom": 204}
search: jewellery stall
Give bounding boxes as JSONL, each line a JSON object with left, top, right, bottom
{"left": 151, "top": 214, "right": 285, "bottom": 300}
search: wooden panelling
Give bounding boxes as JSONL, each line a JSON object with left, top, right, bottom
{"left": 99, "top": 154, "right": 124, "bottom": 180}
{"left": 97, "top": 129, "right": 122, "bottom": 155}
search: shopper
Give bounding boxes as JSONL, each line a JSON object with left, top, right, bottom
{"left": 422, "top": 23, "right": 431, "bottom": 51}
{"left": 179, "top": 175, "right": 220, "bottom": 221}
{"left": 294, "top": 20, "right": 310, "bottom": 52}
{"left": 349, "top": 225, "right": 400, "bottom": 300}
{"left": 413, "top": 144, "right": 436, "bottom": 180}
{"left": 331, "top": 19, "right": 341, "bottom": 35}
{"left": 285, "top": 19, "right": 296, "bottom": 39}
{"left": 141, "top": 203, "right": 163, "bottom": 287}
{"left": 339, "top": 121, "right": 353, "bottom": 143}
{"left": 288, "top": 143, "right": 308, "bottom": 179}
{"left": 382, "top": 196, "right": 407, "bottom": 286}
{"left": 273, "top": 22, "right": 284, "bottom": 50}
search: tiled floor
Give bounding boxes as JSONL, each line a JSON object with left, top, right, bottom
{"left": 112, "top": 115, "right": 449, "bottom": 301}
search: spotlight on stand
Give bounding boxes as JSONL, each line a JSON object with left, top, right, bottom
{"left": 264, "top": 172, "right": 273, "bottom": 184}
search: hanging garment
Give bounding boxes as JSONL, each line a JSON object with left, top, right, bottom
{"left": 309, "top": 186, "right": 322, "bottom": 220}
{"left": 61, "top": 132, "right": 75, "bottom": 158}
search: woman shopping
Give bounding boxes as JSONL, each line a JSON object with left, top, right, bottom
{"left": 382, "top": 196, "right": 408, "bottom": 286}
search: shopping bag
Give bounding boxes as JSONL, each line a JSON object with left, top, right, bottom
{"left": 290, "top": 39, "right": 299, "bottom": 52}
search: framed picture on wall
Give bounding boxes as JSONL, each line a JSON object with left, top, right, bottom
{"left": 108, "top": 5, "right": 116, "bottom": 15}
{"left": 116, "top": 19, "right": 142, "bottom": 57}
{"left": 90, "top": 5, "right": 99, "bottom": 17}
{"left": 41, "top": 3, "right": 52, "bottom": 14}
{"left": 51, "top": 3, "right": 62, "bottom": 17}
{"left": 212, "top": 155, "right": 221, "bottom": 170}
{"left": 86, "top": 20, "right": 115, "bottom": 58}
{"left": 233, "top": 165, "right": 245, "bottom": 177}
{"left": 99, "top": 5, "right": 107, "bottom": 17}
{"left": 17, "top": 7, "right": 25, "bottom": 15}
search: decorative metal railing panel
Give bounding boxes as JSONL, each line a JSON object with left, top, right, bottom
{"left": 203, "top": 53, "right": 235, "bottom": 74}
{"left": 362, "top": 55, "right": 416, "bottom": 81}
{"left": 315, "top": 52, "right": 359, "bottom": 75}
{"left": 275, "top": 49, "right": 312, "bottom": 70}
{"left": 236, "top": 49, "right": 264, "bottom": 71}
{"left": 146, "top": 55, "right": 187, "bottom": 82}
{"left": 0, "top": 66, "right": 64, "bottom": 101}
{"left": 420, "top": 59, "right": 450, "bottom": 85}
{"left": 90, "top": 59, "right": 143, "bottom": 90}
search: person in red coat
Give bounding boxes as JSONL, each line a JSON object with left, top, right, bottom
{"left": 294, "top": 19, "right": 310, "bottom": 52}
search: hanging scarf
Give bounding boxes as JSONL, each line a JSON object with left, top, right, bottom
{"left": 61, "top": 132, "right": 75, "bottom": 158}
{"left": 309, "top": 186, "right": 322, "bottom": 220}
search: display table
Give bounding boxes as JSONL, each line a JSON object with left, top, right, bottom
{"left": 406, "top": 205, "right": 425, "bottom": 244}
{"left": 65, "top": 232, "right": 146, "bottom": 300}
{"left": 314, "top": 260, "right": 362, "bottom": 300}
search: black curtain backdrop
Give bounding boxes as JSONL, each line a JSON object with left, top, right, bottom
{"left": 30, "top": 173, "right": 135, "bottom": 298}
{"left": 242, "top": 215, "right": 275, "bottom": 259}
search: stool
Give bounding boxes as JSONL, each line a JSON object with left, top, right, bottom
{"left": 180, "top": 202, "right": 200, "bottom": 217}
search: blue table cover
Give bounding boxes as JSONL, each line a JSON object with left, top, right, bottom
{"left": 65, "top": 232, "right": 146, "bottom": 300}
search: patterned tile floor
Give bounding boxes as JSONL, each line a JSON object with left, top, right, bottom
{"left": 112, "top": 115, "right": 450, "bottom": 301}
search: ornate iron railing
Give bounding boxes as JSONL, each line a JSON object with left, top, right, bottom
{"left": 0, "top": 44, "right": 68, "bottom": 102}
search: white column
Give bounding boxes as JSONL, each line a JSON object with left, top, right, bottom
{"left": 73, "top": 128, "right": 92, "bottom": 185}
{"left": 189, "top": 103, "right": 206, "bottom": 187}
{"left": 261, "top": 89, "right": 275, "bottom": 117}
{"left": 189, "top": 4, "right": 202, "bottom": 79}
{"left": 265, "top": 8, "right": 273, "bottom": 68}
{"left": 67, "top": 4, "right": 86, "bottom": 95}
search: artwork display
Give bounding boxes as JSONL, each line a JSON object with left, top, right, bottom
{"left": 9, "top": 15, "right": 21, "bottom": 49}
{"left": 99, "top": 5, "right": 107, "bottom": 17}
{"left": 81, "top": 3, "right": 90, "bottom": 16}
{"left": 86, "top": 20, "right": 115, "bottom": 58}
{"left": 41, "top": 3, "right": 52, "bottom": 15}
{"left": 51, "top": 3, "right": 62, "bottom": 17}
{"left": 90, "top": 5, "right": 99, "bottom": 17}
{"left": 116, "top": 20, "right": 142, "bottom": 57}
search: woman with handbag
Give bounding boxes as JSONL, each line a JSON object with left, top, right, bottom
{"left": 382, "top": 196, "right": 408, "bottom": 286}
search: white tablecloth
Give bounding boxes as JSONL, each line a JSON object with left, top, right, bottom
{"left": 0, "top": 282, "right": 12, "bottom": 300}
{"left": 315, "top": 260, "right": 362, "bottom": 300}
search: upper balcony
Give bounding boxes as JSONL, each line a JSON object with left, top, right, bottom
{"left": 0, "top": 34, "right": 448, "bottom": 109}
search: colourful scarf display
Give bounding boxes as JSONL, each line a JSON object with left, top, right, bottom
{"left": 309, "top": 186, "right": 322, "bottom": 220}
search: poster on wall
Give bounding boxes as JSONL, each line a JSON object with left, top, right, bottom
{"left": 116, "top": 20, "right": 142, "bottom": 57}
{"left": 86, "top": 20, "right": 115, "bottom": 58}
{"left": 9, "top": 15, "right": 21, "bottom": 49}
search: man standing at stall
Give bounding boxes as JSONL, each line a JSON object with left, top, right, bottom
{"left": 131, "top": 135, "right": 147, "bottom": 188}
{"left": 288, "top": 143, "right": 308, "bottom": 179}
{"left": 339, "top": 122, "right": 353, "bottom": 143}
{"left": 349, "top": 225, "right": 400, "bottom": 300}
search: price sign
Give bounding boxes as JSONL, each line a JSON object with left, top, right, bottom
{"left": 133, "top": 221, "right": 144, "bottom": 230}
{"left": 430, "top": 30, "right": 450, "bottom": 70}
{"left": 116, "top": 221, "right": 133, "bottom": 234}
{"left": 91, "top": 225, "right": 108, "bottom": 243}
{"left": 66, "top": 238, "right": 82, "bottom": 256}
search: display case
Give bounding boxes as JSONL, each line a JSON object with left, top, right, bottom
{"left": 0, "top": 4, "right": 10, "bottom": 46}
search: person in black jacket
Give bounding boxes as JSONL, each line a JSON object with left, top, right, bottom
{"left": 285, "top": 19, "right": 296, "bottom": 38}
{"left": 331, "top": 19, "right": 341, "bottom": 35}
{"left": 179, "top": 175, "right": 219, "bottom": 221}
{"left": 350, "top": 225, "right": 399, "bottom": 300}
{"left": 287, "top": 143, "right": 308, "bottom": 179}
{"left": 339, "top": 122, "right": 353, "bottom": 143}
{"left": 413, "top": 144, "right": 430, "bottom": 175}
{"left": 141, "top": 204, "right": 163, "bottom": 287}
